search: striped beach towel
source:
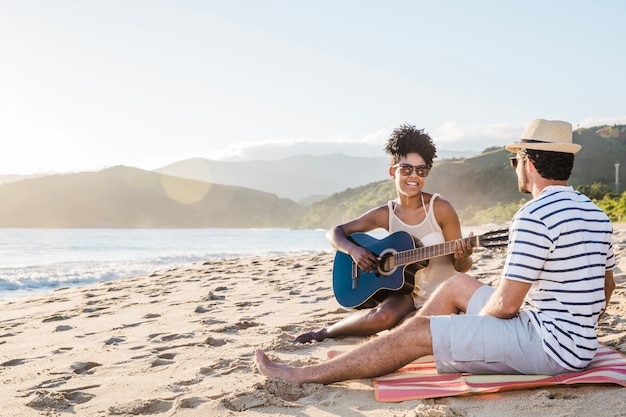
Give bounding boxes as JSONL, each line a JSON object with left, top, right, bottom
{"left": 374, "top": 344, "right": 626, "bottom": 402}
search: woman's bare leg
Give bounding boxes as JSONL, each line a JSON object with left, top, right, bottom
{"left": 294, "top": 293, "right": 415, "bottom": 343}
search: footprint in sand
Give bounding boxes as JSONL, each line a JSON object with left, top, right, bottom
{"left": 203, "top": 336, "right": 227, "bottom": 347}
{"left": 168, "top": 378, "right": 203, "bottom": 389}
{"left": 109, "top": 398, "right": 173, "bottom": 415}
{"left": 222, "top": 378, "right": 322, "bottom": 411}
{"left": 151, "top": 357, "right": 175, "bottom": 367}
{"left": 149, "top": 333, "right": 194, "bottom": 343}
{"left": 42, "top": 314, "right": 72, "bottom": 323}
{"left": 26, "top": 389, "right": 97, "bottom": 410}
{"left": 0, "top": 331, "right": 17, "bottom": 341}
{"left": 525, "top": 389, "right": 581, "bottom": 409}
{"left": 194, "top": 305, "right": 212, "bottom": 313}
{"left": 215, "top": 320, "right": 260, "bottom": 333}
{"left": 1, "top": 358, "right": 26, "bottom": 366}
{"left": 206, "top": 289, "right": 226, "bottom": 301}
{"left": 83, "top": 308, "right": 113, "bottom": 318}
{"left": 104, "top": 336, "right": 125, "bottom": 345}
{"left": 235, "top": 301, "right": 262, "bottom": 308}
{"left": 200, "top": 357, "right": 251, "bottom": 376}
{"left": 203, "top": 318, "right": 227, "bottom": 327}
{"left": 2, "top": 355, "right": 47, "bottom": 367}
{"left": 31, "top": 375, "right": 72, "bottom": 390}
{"left": 71, "top": 361, "right": 101, "bottom": 375}
{"left": 173, "top": 396, "right": 209, "bottom": 409}
{"left": 157, "top": 352, "right": 177, "bottom": 360}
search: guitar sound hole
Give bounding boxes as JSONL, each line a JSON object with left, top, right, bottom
{"left": 379, "top": 255, "right": 394, "bottom": 274}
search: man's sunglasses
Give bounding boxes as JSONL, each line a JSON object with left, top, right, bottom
{"left": 392, "top": 163, "right": 431, "bottom": 178}
{"left": 510, "top": 155, "right": 534, "bottom": 169}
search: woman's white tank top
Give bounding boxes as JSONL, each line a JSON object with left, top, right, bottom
{"left": 387, "top": 194, "right": 457, "bottom": 308}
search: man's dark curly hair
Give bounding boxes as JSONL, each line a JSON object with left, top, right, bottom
{"left": 383, "top": 123, "right": 437, "bottom": 166}
{"left": 522, "top": 149, "right": 574, "bottom": 181}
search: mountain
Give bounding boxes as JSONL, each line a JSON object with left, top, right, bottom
{"left": 0, "top": 173, "right": 46, "bottom": 185}
{"left": 0, "top": 166, "right": 302, "bottom": 228}
{"left": 298, "top": 126, "right": 626, "bottom": 228}
{"left": 154, "top": 154, "right": 391, "bottom": 203}
{"left": 154, "top": 150, "right": 475, "bottom": 204}
{"left": 1, "top": 126, "right": 623, "bottom": 229}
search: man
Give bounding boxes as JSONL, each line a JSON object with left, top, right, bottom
{"left": 255, "top": 119, "right": 616, "bottom": 385}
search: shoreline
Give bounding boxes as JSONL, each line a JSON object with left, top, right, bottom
{"left": 0, "top": 227, "right": 332, "bottom": 302}
{"left": 1, "top": 230, "right": 625, "bottom": 416}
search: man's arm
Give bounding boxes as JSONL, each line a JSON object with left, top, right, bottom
{"left": 600, "top": 269, "right": 615, "bottom": 321}
{"left": 478, "top": 278, "right": 531, "bottom": 318}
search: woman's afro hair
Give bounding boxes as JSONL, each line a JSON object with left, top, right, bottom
{"left": 383, "top": 123, "right": 437, "bottom": 166}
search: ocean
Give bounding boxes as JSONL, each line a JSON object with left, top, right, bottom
{"left": 0, "top": 228, "right": 333, "bottom": 300}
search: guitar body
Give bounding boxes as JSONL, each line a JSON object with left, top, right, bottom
{"left": 332, "top": 231, "right": 428, "bottom": 309}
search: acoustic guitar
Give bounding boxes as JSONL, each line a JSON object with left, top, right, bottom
{"left": 332, "top": 229, "right": 509, "bottom": 309}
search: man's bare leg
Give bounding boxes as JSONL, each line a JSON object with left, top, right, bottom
{"left": 256, "top": 273, "right": 483, "bottom": 385}
{"left": 257, "top": 316, "right": 433, "bottom": 385}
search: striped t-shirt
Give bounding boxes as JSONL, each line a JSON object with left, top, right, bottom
{"left": 503, "top": 185, "right": 615, "bottom": 371}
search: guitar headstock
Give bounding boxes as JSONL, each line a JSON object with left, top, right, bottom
{"left": 477, "top": 228, "right": 509, "bottom": 251}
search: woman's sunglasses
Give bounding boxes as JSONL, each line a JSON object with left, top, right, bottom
{"left": 392, "top": 163, "right": 431, "bottom": 178}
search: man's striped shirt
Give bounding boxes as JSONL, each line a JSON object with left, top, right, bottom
{"left": 503, "top": 185, "right": 615, "bottom": 371}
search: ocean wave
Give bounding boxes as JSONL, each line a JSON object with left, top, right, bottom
{"left": 0, "top": 249, "right": 329, "bottom": 300}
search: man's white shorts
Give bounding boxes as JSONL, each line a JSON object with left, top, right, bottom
{"left": 430, "top": 285, "right": 568, "bottom": 375}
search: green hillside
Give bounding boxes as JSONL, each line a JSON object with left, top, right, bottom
{"left": 0, "top": 166, "right": 303, "bottom": 228}
{"left": 299, "top": 125, "right": 626, "bottom": 228}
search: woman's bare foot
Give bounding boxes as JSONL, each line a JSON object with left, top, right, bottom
{"left": 294, "top": 320, "right": 341, "bottom": 344}
{"left": 255, "top": 349, "right": 305, "bottom": 385}
{"left": 294, "top": 328, "right": 327, "bottom": 344}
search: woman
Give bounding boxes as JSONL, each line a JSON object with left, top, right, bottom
{"left": 295, "top": 123, "right": 473, "bottom": 343}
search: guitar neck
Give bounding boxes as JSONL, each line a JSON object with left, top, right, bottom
{"left": 395, "top": 235, "right": 479, "bottom": 267}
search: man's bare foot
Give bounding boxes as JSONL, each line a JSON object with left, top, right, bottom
{"left": 255, "top": 349, "right": 304, "bottom": 385}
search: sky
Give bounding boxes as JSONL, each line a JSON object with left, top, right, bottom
{"left": 1, "top": 1, "right": 626, "bottom": 176}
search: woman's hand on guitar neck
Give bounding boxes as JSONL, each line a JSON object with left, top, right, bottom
{"left": 453, "top": 231, "right": 474, "bottom": 259}
{"left": 452, "top": 232, "right": 474, "bottom": 272}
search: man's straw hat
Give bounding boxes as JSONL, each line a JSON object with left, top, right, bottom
{"left": 506, "top": 119, "right": 581, "bottom": 154}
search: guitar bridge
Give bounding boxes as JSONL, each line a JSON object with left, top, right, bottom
{"left": 352, "top": 261, "right": 359, "bottom": 289}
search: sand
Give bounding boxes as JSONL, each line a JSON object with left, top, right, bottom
{"left": 2, "top": 227, "right": 625, "bottom": 417}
